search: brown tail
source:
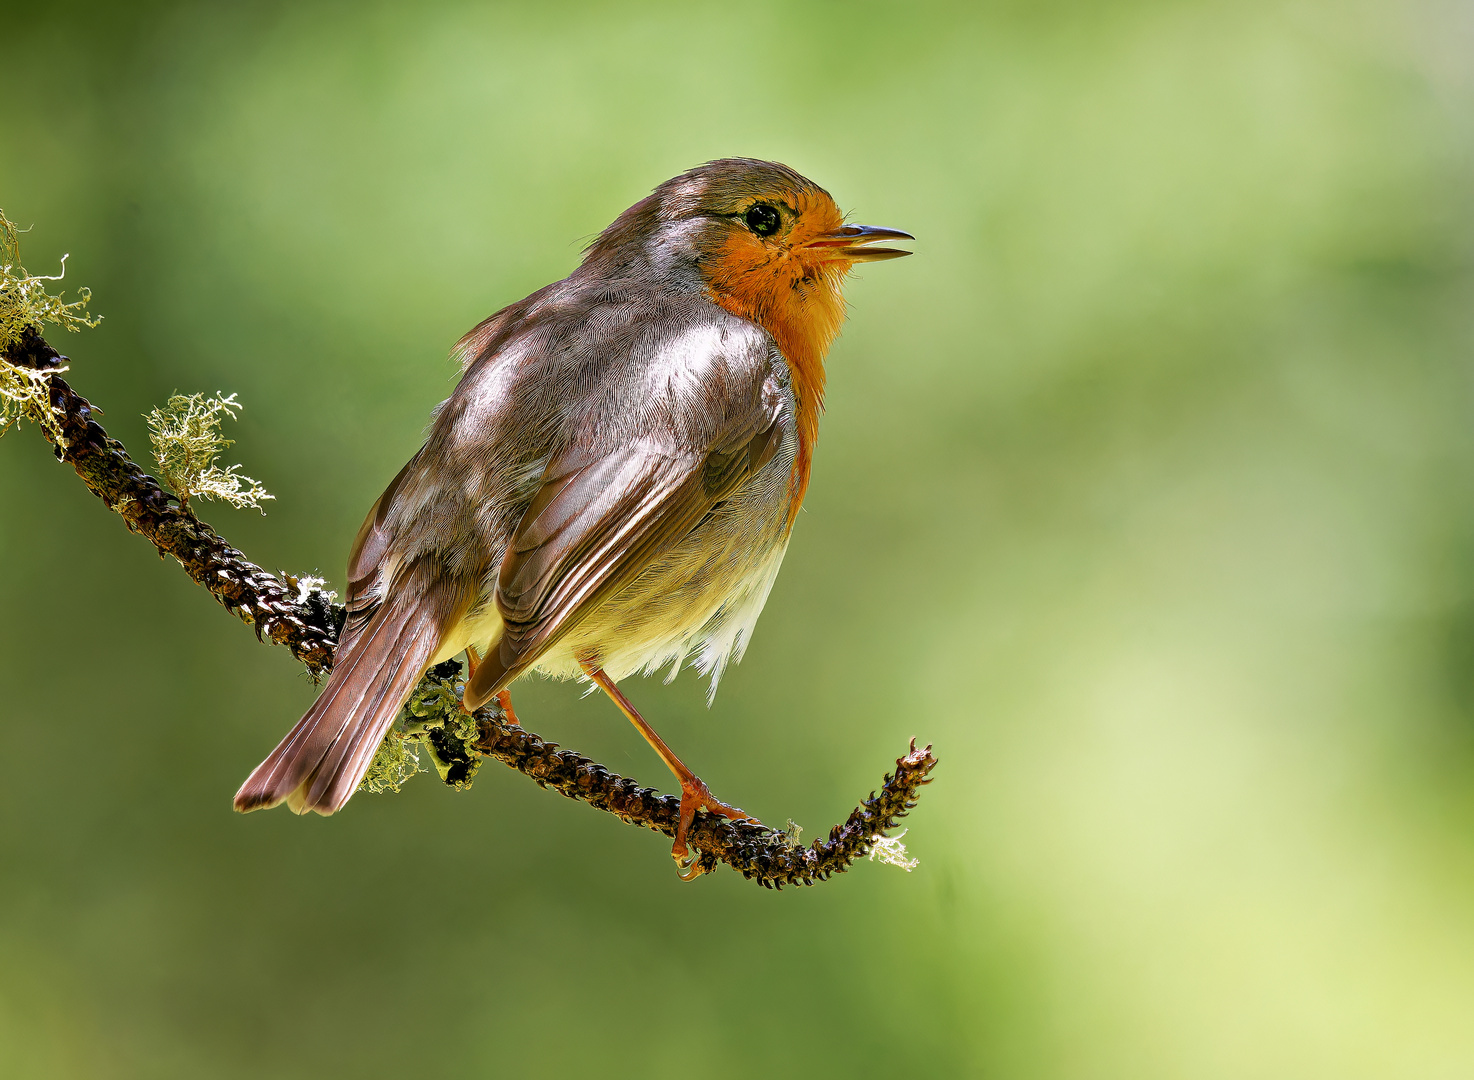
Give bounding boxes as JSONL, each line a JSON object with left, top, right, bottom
{"left": 234, "top": 591, "right": 444, "bottom": 816}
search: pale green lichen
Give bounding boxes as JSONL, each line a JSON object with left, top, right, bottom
{"left": 0, "top": 209, "right": 100, "bottom": 438}
{"left": 0, "top": 360, "right": 59, "bottom": 439}
{"left": 145, "top": 392, "right": 275, "bottom": 512}
{"left": 359, "top": 730, "right": 425, "bottom": 794}
{"left": 867, "top": 829, "right": 919, "bottom": 872}
{"left": 0, "top": 209, "right": 100, "bottom": 349}
{"left": 359, "top": 663, "right": 484, "bottom": 796}
{"left": 400, "top": 670, "right": 483, "bottom": 788}
{"left": 289, "top": 574, "right": 337, "bottom": 606}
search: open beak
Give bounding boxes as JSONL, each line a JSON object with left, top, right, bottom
{"left": 806, "top": 224, "right": 915, "bottom": 262}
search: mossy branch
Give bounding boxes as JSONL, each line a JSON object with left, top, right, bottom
{"left": 3, "top": 323, "right": 938, "bottom": 886}
{"left": 3, "top": 325, "right": 344, "bottom": 672}
{"left": 0, "top": 209, "right": 99, "bottom": 439}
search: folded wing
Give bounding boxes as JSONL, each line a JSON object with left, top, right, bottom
{"left": 464, "top": 410, "right": 782, "bottom": 708}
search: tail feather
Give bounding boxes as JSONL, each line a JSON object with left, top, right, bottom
{"left": 234, "top": 592, "right": 444, "bottom": 816}
{"left": 300, "top": 623, "right": 429, "bottom": 812}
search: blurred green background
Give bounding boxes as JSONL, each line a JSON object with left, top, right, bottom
{"left": 4, "top": 0, "right": 1474, "bottom": 1076}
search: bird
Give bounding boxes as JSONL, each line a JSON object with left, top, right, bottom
{"left": 234, "top": 158, "right": 912, "bottom": 876}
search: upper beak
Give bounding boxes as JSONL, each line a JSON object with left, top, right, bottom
{"left": 806, "top": 224, "right": 915, "bottom": 262}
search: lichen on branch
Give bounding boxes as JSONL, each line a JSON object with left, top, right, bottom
{"left": 0, "top": 209, "right": 99, "bottom": 439}
{"left": 0, "top": 359, "right": 57, "bottom": 439}
{"left": 359, "top": 662, "right": 486, "bottom": 794}
{"left": 145, "top": 392, "right": 274, "bottom": 511}
{"left": 0, "top": 209, "right": 100, "bottom": 349}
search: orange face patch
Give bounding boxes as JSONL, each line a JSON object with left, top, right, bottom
{"left": 698, "top": 188, "right": 854, "bottom": 524}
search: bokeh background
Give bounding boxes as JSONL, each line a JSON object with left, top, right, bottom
{"left": 4, "top": 0, "right": 1474, "bottom": 1075}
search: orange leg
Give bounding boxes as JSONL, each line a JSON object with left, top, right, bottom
{"left": 495, "top": 689, "right": 520, "bottom": 726}
{"left": 580, "top": 661, "right": 756, "bottom": 879}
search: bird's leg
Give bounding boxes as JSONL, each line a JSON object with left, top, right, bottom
{"left": 581, "top": 661, "right": 757, "bottom": 879}
{"left": 494, "top": 689, "right": 521, "bottom": 727}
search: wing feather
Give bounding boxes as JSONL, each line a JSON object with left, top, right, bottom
{"left": 463, "top": 417, "right": 780, "bottom": 708}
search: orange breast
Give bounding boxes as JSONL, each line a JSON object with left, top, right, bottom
{"left": 706, "top": 239, "right": 849, "bottom": 529}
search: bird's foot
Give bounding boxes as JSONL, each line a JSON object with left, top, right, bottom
{"left": 672, "top": 775, "right": 758, "bottom": 881}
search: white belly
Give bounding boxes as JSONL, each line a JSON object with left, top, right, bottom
{"left": 433, "top": 463, "right": 795, "bottom": 701}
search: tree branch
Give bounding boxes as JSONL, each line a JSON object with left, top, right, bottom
{"left": 2, "top": 327, "right": 937, "bottom": 885}
{"left": 5, "top": 325, "right": 340, "bottom": 673}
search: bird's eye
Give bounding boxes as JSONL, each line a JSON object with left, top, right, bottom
{"left": 744, "top": 203, "right": 782, "bottom": 237}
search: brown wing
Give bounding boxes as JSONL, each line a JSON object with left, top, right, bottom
{"left": 337, "top": 451, "right": 421, "bottom": 644}
{"left": 463, "top": 418, "right": 781, "bottom": 707}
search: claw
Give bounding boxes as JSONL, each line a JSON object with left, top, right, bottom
{"left": 675, "top": 851, "right": 705, "bottom": 881}
{"left": 669, "top": 776, "right": 758, "bottom": 880}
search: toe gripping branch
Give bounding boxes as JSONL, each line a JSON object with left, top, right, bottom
{"left": 6, "top": 330, "right": 939, "bottom": 888}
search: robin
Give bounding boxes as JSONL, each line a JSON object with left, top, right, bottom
{"left": 234, "top": 158, "right": 912, "bottom": 876}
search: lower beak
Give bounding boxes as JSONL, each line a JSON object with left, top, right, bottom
{"left": 806, "top": 224, "right": 915, "bottom": 262}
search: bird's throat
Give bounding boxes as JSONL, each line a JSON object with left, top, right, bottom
{"left": 707, "top": 260, "right": 848, "bottom": 528}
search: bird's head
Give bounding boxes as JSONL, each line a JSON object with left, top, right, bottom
{"left": 584, "top": 159, "right": 912, "bottom": 367}
{"left": 651, "top": 158, "right": 911, "bottom": 292}
{"left": 580, "top": 160, "right": 911, "bottom": 508}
